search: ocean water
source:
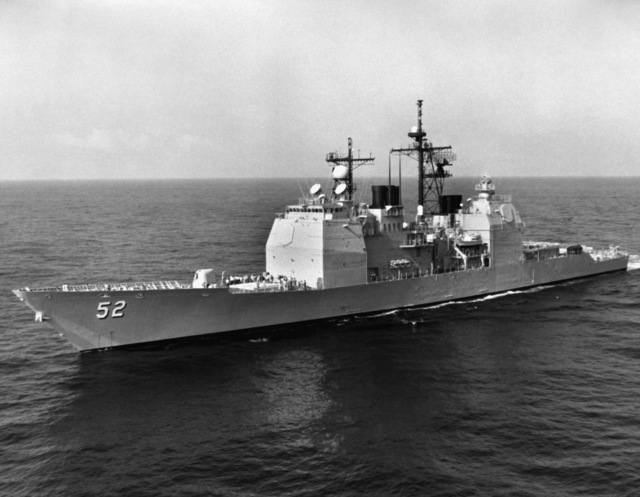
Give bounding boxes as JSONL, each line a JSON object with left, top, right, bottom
{"left": 1, "top": 177, "right": 640, "bottom": 497}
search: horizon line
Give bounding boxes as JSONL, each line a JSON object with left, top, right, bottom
{"left": 3, "top": 174, "right": 640, "bottom": 182}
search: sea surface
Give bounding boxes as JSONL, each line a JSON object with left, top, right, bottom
{"left": 1, "top": 177, "right": 640, "bottom": 497}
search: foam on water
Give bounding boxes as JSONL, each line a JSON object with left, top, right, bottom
{"left": 627, "top": 254, "right": 640, "bottom": 271}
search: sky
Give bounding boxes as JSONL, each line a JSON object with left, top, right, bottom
{"left": 2, "top": 0, "right": 639, "bottom": 180}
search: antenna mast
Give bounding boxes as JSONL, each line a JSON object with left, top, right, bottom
{"left": 326, "top": 137, "right": 375, "bottom": 201}
{"left": 391, "top": 100, "right": 456, "bottom": 214}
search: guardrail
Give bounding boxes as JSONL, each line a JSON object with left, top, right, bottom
{"left": 20, "top": 280, "right": 189, "bottom": 292}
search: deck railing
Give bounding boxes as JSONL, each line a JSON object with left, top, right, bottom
{"left": 21, "top": 280, "right": 189, "bottom": 292}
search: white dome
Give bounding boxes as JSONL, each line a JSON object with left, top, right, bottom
{"left": 332, "top": 165, "right": 349, "bottom": 180}
{"left": 310, "top": 183, "right": 322, "bottom": 195}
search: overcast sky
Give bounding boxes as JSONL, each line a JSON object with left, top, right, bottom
{"left": 2, "top": 0, "right": 639, "bottom": 180}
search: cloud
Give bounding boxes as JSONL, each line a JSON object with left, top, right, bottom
{"left": 176, "top": 134, "right": 213, "bottom": 152}
{"left": 46, "top": 129, "right": 113, "bottom": 150}
{"left": 45, "top": 128, "right": 166, "bottom": 154}
{"left": 46, "top": 129, "right": 215, "bottom": 155}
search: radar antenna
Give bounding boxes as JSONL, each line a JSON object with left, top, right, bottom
{"left": 391, "top": 100, "right": 456, "bottom": 215}
{"left": 326, "top": 137, "right": 374, "bottom": 201}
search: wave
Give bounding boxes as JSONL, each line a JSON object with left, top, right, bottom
{"left": 352, "top": 286, "right": 561, "bottom": 325}
{"left": 627, "top": 254, "right": 640, "bottom": 271}
{"left": 404, "top": 286, "right": 555, "bottom": 312}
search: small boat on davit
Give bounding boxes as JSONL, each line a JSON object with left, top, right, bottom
{"left": 12, "top": 100, "right": 628, "bottom": 351}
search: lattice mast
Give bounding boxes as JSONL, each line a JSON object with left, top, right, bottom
{"left": 325, "top": 137, "right": 374, "bottom": 201}
{"left": 391, "top": 100, "right": 456, "bottom": 215}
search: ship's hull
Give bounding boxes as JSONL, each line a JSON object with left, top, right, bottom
{"left": 13, "top": 253, "right": 628, "bottom": 351}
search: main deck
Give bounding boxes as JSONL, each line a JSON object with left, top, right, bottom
{"left": 14, "top": 243, "right": 627, "bottom": 296}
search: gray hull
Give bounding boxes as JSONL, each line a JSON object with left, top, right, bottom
{"left": 13, "top": 253, "right": 628, "bottom": 351}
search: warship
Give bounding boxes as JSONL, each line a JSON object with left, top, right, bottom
{"left": 13, "top": 100, "right": 628, "bottom": 351}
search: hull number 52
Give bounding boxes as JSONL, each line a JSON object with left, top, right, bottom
{"left": 96, "top": 301, "right": 127, "bottom": 319}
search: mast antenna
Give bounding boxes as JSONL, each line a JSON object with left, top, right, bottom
{"left": 326, "top": 137, "right": 375, "bottom": 201}
{"left": 391, "top": 100, "right": 456, "bottom": 215}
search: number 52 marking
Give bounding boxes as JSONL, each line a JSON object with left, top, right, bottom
{"left": 96, "top": 301, "right": 127, "bottom": 319}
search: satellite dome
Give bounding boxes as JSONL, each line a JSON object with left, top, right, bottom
{"left": 332, "top": 165, "right": 349, "bottom": 180}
